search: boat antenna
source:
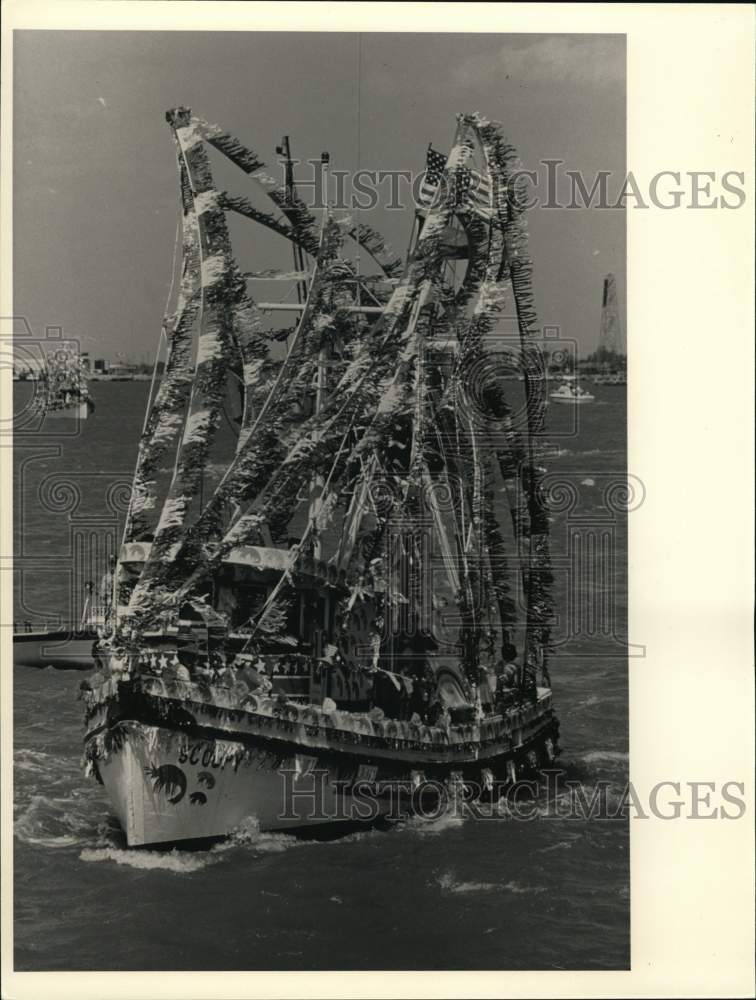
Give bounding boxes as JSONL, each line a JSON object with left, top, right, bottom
{"left": 276, "top": 135, "right": 308, "bottom": 304}
{"left": 321, "top": 150, "right": 331, "bottom": 219}
{"left": 355, "top": 33, "right": 362, "bottom": 306}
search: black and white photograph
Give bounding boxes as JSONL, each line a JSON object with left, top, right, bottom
{"left": 1, "top": 4, "right": 753, "bottom": 997}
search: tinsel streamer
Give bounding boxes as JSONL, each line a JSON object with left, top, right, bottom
{"left": 155, "top": 136, "right": 463, "bottom": 622}
{"left": 484, "top": 119, "right": 554, "bottom": 691}
{"left": 128, "top": 109, "right": 248, "bottom": 614}
{"left": 347, "top": 221, "right": 403, "bottom": 279}
{"left": 121, "top": 109, "right": 552, "bottom": 690}
{"left": 164, "top": 217, "right": 344, "bottom": 563}
{"left": 332, "top": 120, "right": 491, "bottom": 644}
{"left": 201, "top": 117, "right": 403, "bottom": 279}
{"left": 325, "top": 119, "right": 496, "bottom": 651}
{"left": 122, "top": 149, "right": 200, "bottom": 548}
{"left": 221, "top": 192, "right": 319, "bottom": 254}
{"left": 219, "top": 182, "right": 453, "bottom": 544}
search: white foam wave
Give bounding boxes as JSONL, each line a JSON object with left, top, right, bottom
{"left": 221, "top": 816, "right": 308, "bottom": 853}
{"left": 581, "top": 750, "right": 629, "bottom": 764}
{"left": 80, "top": 847, "right": 218, "bottom": 873}
{"left": 573, "top": 694, "right": 603, "bottom": 709}
{"left": 537, "top": 838, "right": 580, "bottom": 854}
{"left": 503, "top": 880, "right": 547, "bottom": 895}
{"left": 403, "top": 808, "right": 466, "bottom": 836}
{"left": 437, "top": 872, "right": 497, "bottom": 894}
{"left": 436, "top": 872, "right": 546, "bottom": 896}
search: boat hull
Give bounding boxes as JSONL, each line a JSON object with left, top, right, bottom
{"left": 14, "top": 629, "right": 97, "bottom": 669}
{"left": 84, "top": 676, "right": 559, "bottom": 846}
{"left": 96, "top": 723, "right": 391, "bottom": 845}
{"left": 549, "top": 395, "right": 594, "bottom": 404}
{"left": 44, "top": 400, "right": 92, "bottom": 420}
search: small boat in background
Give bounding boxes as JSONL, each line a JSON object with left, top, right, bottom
{"left": 13, "top": 622, "right": 97, "bottom": 670}
{"left": 43, "top": 396, "right": 95, "bottom": 420}
{"left": 32, "top": 346, "right": 94, "bottom": 420}
{"left": 549, "top": 379, "right": 595, "bottom": 404}
{"left": 14, "top": 581, "right": 108, "bottom": 669}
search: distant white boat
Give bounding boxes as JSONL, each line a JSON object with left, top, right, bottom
{"left": 44, "top": 398, "right": 94, "bottom": 420}
{"left": 549, "top": 382, "right": 595, "bottom": 405}
{"left": 13, "top": 624, "right": 97, "bottom": 670}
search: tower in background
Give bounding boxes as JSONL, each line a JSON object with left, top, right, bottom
{"left": 598, "top": 273, "right": 625, "bottom": 356}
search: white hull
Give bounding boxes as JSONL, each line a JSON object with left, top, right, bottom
{"left": 44, "top": 400, "right": 91, "bottom": 420}
{"left": 84, "top": 676, "right": 559, "bottom": 846}
{"left": 97, "top": 723, "right": 390, "bottom": 845}
{"left": 549, "top": 395, "right": 594, "bottom": 404}
{"left": 14, "top": 629, "right": 96, "bottom": 669}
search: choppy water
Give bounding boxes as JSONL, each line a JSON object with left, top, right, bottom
{"left": 13, "top": 381, "right": 629, "bottom": 970}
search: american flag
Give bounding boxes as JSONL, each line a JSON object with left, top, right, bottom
{"left": 453, "top": 164, "right": 493, "bottom": 221}
{"left": 417, "top": 145, "right": 448, "bottom": 213}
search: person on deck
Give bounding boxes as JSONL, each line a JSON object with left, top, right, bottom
{"left": 495, "top": 662, "right": 518, "bottom": 713}
{"left": 80, "top": 580, "right": 95, "bottom": 628}
{"left": 410, "top": 670, "right": 431, "bottom": 723}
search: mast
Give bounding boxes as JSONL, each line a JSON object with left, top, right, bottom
{"left": 310, "top": 151, "right": 331, "bottom": 564}
{"left": 115, "top": 108, "right": 552, "bottom": 708}
{"left": 276, "top": 135, "right": 309, "bottom": 306}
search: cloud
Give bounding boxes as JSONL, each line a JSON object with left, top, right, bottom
{"left": 97, "top": 96, "right": 107, "bottom": 108}
{"left": 451, "top": 35, "right": 625, "bottom": 89}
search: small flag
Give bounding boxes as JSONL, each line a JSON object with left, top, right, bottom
{"left": 453, "top": 165, "right": 493, "bottom": 221}
{"left": 417, "top": 145, "right": 448, "bottom": 213}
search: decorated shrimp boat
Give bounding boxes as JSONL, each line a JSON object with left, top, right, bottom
{"left": 82, "top": 107, "right": 559, "bottom": 847}
{"left": 32, "top": 346, "right": 94, "bottom": 419}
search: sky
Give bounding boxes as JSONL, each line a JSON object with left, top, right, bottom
{"left": 13, "top": 31, "right": 625, "bottom": 362}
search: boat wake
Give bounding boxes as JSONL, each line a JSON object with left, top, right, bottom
{"left": 219, "top": 816, "right": 317, "bottom": 855}
{"left": 79, "top": 846, "right": 220, "bottom": 874}
{"left": 402, "top": 810, "right": 466, "bottom": 837}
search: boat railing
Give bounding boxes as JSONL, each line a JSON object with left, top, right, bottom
{"left": 13, "top": 618, "right": 99, "bottom": 636}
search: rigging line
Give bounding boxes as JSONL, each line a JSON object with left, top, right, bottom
{"left": 225, "top": 279, "right": 418, "bottom": 537}
{"left": 240, "top": 417, "right": 355, "bottom": 652}
{"left": 355, "top": 33, "right": 362, "bottom": 295}
{"left": 120, "top": 217, "right": 182, "bottom": 556}
{"left": 211, "top": 256, "right": 322, "bottom": 505}
{"left": 168, "top": 131, "right": 206, "bottom": 489}
{"left": 174, "top": 203, "right": 333, "bottom": 562}
{"left": 223, "top": 190, "right": 442, "bottom": 548}
{"left": 130, "top": 130, "right": 209, "bottom": 615}
{"left": 427, "top": 402, "right": 462, "bottom": 535}
{"left": 142, "top": 217, "right": 181, "bottom": 435}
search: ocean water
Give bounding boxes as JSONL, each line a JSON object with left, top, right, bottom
{"left": 13, "top": 380, "right": 629, "bottom": 971}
